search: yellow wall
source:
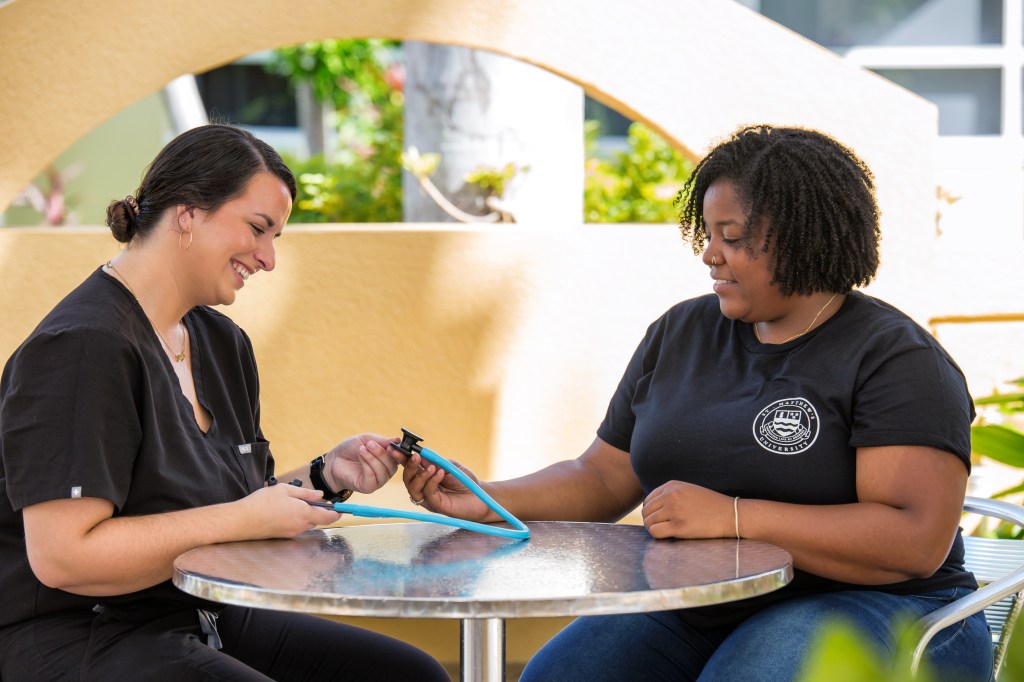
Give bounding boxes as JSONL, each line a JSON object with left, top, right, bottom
{"left": 0, "top": 223, "right": 693, "bottom": 664}
{"left": 0, "top": 225, "right": 694, "bottom": 481}
{"left": 1, "top": 0, "right": 938, "bottom": 323}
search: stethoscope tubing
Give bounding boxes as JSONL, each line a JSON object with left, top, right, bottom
{"left": 330, "top": 446, "right": 530, "bottom": 540}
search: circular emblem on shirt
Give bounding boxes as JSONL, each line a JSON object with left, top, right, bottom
{"left": 753, "top": 397, "right": 820, "bottom": 455}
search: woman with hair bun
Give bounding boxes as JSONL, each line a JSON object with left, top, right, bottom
{"left": 403, "top": 125, "right": 993, "bottom": 681}
{"left": 0, "top": 124, "right": 449, "bottom": 681}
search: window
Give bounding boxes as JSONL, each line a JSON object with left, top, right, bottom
{"left": 585, "top": 97, "right": 631, "bottom": 137}
{"left": 874, "top": 68, "right": 1002, "bottom": 135}
{"left": 194, "top": 64, "right": 297, "bottom": 127}
{"left": 755, "top": 0, "right": 1021, "bottom": 138}
{"left": 759, "top": 0, "right": 1002, "bottom": 48}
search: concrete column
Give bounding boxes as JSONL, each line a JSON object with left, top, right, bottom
{"left": 160, "top": 74, "right": 209, "bottom": 134}
{"left": 403, "top": 42, "right": 583, "bottom": 224}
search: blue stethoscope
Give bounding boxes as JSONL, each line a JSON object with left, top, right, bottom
{"left": 311, "top": 429, "right": 530, "bottom": 541}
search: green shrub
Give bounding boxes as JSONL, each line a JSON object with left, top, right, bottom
{"left": 267, "top": 40, "right": 403, "bottom": 222}
{"left": 267, "top": 41, "right": 692, "bottom": 224}
{"left": 583, "top": 120, "right": 693, "bottom": 223}
{"left": 971, "top": 377, "right": 1024, "bottom": 538}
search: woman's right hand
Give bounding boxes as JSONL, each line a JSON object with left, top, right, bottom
{"left": 236, "top": 483, "right": 342, "bottom": 540}
{"left": 23, "top": 483, "right": 341, "bottom": 596}
{"left": 402, "top": 452, "right": 492, "bottom": 522}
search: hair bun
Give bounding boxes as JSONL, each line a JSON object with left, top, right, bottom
{"left": 105, "top": 198, "right": 138, "bottom": 243}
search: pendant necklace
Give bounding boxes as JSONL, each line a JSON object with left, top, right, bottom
{"left": 105, "top": 260, "right": 187, "bottom": 362}
{"left": 753, "top": 293, "right": 839, "bottom": 345}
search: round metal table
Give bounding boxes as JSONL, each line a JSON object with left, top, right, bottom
{"left": 173, "top": 521, "right": 792, "bottom": 681}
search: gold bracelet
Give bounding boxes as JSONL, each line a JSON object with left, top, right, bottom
{"left": 734, "top": 496, "right": 741, "bottom": 539}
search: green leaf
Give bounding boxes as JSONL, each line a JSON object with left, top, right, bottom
{"left": 583, "top": 121, "right": 693, "bottom": 223}
{"left": 992, "top": 481, "right": 1024, "bottom": 499}
{"left": 1004, "top": 622, "right": 1024, "bottom": 681}
{"left": 975, "top": 392, "right": 1024, "bottom": 407}
{"left": 796, "top": 619, "right": 925, "bottom": 682}
{"left": 972, "top": 424, "right": 1024, "bottom": 467}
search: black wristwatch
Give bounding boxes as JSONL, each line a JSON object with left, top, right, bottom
{"left": 309, "top": 454, "right": 353, "bottom": 503}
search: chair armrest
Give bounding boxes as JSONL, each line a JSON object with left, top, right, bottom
{"left": 906, "top": 565, "right": 1024, "bottom": 676}
{"left": 964, "top": 497, "right": 1024, "bottom": 528}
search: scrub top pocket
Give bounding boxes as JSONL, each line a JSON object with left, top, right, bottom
{"left": 230, "top": 439, "right": 271, "bottom": 493}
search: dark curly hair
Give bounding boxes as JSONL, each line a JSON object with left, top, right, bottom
{"left": 105, "top": 124, "right": 297, "bottom": 244}
{"left": 675, "top": 125, "right": 880, "bottom": 296}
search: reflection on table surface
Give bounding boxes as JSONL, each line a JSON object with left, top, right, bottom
{"left": 173, "top": 521, "right": 792, "bottom": 619}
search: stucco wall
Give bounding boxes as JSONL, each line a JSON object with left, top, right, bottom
{"left": 0, "top": 224, "right": 693, "bottom": 477}
{"left": 1, "top": 0, "right": 938, "bottom": 318}
{"left": 0, "top": 223, "right": 693, "bottom": 663}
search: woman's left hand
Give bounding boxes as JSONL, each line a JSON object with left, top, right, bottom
{"left": 326, "top": 434, "right": 405, "bottom": 494}
{"left": 641, "top": 480, "right": 734, "bottom": 539}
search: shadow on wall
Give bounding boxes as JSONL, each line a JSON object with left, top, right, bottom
{"left": 230, "top": 229, "right": 525, "bottom": 488}
{"left": 0, "top": 223, "right": 694, "bottom": 668}
{"left": 0, "top": 224, "right": 694, "bottom": 507}
{"left": 0, "top": 228, "right": 523, "bottom": 498}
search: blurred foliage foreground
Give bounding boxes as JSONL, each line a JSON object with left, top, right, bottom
{"left": 798, "top": 612, "right": 1024, "bottom": 681}
{"left": 267, "top": 39, "right": 692, "bottom": 223}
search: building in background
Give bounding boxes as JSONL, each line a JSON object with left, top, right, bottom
{"left": 741, "top": 0, "right": 1024, "bottom": 392}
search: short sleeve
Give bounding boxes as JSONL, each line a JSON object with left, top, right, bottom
{"left": 1, "top": 326, "right": 143, "bottom": 510}
{"left": 598, "top": 328, "right": 657, "bottom": 453}
{"left": 849, "top": 346, "right": 974, "bottom": 468}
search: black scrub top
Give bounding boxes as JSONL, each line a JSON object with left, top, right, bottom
{"left": 0, "top": 268, "right": 274, "bottom": 628}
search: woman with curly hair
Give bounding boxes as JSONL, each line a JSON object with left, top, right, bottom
{"left": 404, "top": 125, "right": 992, "bottom": 681}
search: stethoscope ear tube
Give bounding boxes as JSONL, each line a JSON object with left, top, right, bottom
{"left": 330, "top": 437, "right": 530, "bottom": 540}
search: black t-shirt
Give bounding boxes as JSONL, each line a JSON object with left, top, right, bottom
{"left": 598, "top": 292, "right": 977, "bottom": 626}
{"left": 0, "top": 268, "right": 274, "bottom": 628}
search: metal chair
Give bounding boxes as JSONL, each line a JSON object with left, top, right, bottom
{"left": 908, "top": 496, "right": 1024, "bottom": 678}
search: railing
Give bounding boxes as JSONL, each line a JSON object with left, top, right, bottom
{"left": 928, "top": 313, "right": 1024, "bottom": 338}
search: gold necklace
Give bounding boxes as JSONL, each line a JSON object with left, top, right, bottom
{"left": 105, "top": 260, "right": 187, "bottom": 362}
{"left": 753, "top": 293, "right": 839, "bottom": 345}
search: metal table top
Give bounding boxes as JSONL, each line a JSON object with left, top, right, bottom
{"left": 173, "top": 521, "right": 793, "bottom": 620}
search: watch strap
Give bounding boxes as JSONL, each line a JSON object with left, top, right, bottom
{"left": 309, "top": 454, "right": 353, "bottom": 503}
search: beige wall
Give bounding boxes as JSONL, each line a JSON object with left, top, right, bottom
{"left": 1, "top": 0, "right": 938, "bottom": 323}
{"left": 0, "top": 223, "right": 693, "bottom": 664}
{"left": 0, "top": 225, "right": 694, "bottom": 480}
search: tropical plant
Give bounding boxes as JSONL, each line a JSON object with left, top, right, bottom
{"left": 10, "top": 162, "right": 83, "bottom": 226}
{"left": 400, "top": 147, "right": 524, "bottom": 223}
{"left": 265, "top": 40, "right": 404, "bottom": 222}
{"left": 583, "top": 120, "right": 694, "bottom": 223}
{"left": 971, "top": 378, "right": 1024, "bottom": 539}
{"left": 266, "top": 42, "right": 693, "bottom": 224}
{"left": 284, "top": 152, "right": 402, "bottom": 223}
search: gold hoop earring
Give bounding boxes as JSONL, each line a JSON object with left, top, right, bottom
{"left": 179, "top": 230, "right": 193, "bottom": 251}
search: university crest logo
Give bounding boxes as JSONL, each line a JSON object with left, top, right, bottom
{"left": 753, "top": 397, "right": 819, "bottom": 455}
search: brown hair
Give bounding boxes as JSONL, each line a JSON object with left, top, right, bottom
{"left": 106, "top": 124, "right": 296, "bottom": 243}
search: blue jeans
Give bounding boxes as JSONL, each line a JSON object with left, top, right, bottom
{"left": 521, "top": 587, "right": 993, "bottom": 682}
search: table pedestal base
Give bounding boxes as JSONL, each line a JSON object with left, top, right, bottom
{"left": 461, "top": 617, "right": 505, "bottom": 682}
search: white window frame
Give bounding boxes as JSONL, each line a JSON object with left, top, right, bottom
{"left": 838, "top": 0, "right": 1023, "bottom": 142}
